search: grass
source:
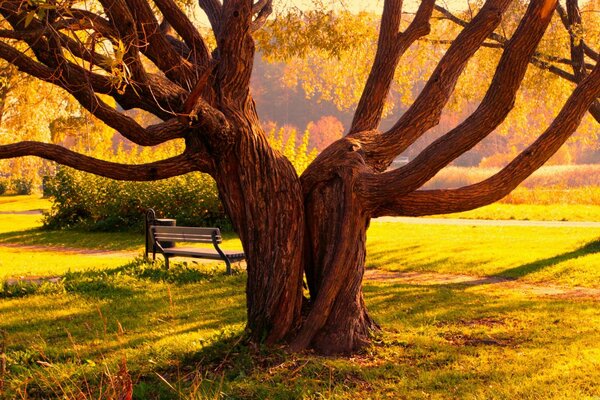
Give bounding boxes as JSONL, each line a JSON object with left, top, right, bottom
{"left": 366, "top": 222, "right": 600, "bottom": 288}
{"left": 1, "top": 196, "right": 600, "bottom": 398}
{"left": 0, "top": 195, "right": 52, "bottom": 213}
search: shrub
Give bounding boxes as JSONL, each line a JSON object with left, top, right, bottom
{"left": 0, "top": 178, "right": 8, "bottom": 195}
{"left": 43, "top": 168, "right": 229, "bottom": 231}
{"left": 11, "top": 178, "right": 34, "bottom": 195}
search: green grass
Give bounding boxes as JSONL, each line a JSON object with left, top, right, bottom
{"left": 1, "top": 197, "right": 600, "bottom": 398}
{"left": 366, "top": 222, "right": 600, "bottom": 288}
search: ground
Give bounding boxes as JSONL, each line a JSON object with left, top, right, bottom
{"left": 0, "top": 195, "right": 599, "bottom": 398}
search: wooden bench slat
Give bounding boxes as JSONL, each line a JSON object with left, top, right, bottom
{"left": 152, "top": 226, "right": 220, "bottom": 235}
{"left": 153, "top": 234, "right": 215, "bottom": 242}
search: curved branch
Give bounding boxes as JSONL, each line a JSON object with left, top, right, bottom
{"left": 360, "top": 0, "right": 513, "bottom": 171}
{"left": 250, "top": 0, "right": 272, "bottom": 32}
{"left": 349, "top": 0, "right": 435, "bottom": 134}
{"left": 96, "top": 0, "right": 148, "bottom": 83}
{"left": 371, "top": 61, "right": 600, "bottom": 217}
{"left": 199, "top": 0, "right": 222, "bottom": 37}
{"left": 440, "top": 2, "right": 599, "bottom": 123}
{"left": 154, "top": 0, "right": 211, "bottom": 66}
{"left": 0, "top": 142, "right": 212, "bottom": 179}
{"left": 361, "top": 0, "right": 558, "bottom": 204}
{"left": 0, "top": 41, "right": 187, "bottom": 146}
{"left": 124, "top": 0, "right": 197, "bottom": 88}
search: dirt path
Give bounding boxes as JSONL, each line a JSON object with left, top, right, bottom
{"left": 3, "top": 240, "right": 598, "bottom": 300}
{"left": 374, "top": 216, "right": 600, "bottom": 228}
{"left": 0, "top": 242, "right": 138, "bottom": 258}
{"left": 364, "top": 269, "right": 600, "bottom": 300}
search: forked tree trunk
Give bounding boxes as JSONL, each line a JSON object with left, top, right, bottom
{"left": 215, "top": 122, "right": 379, "bottom": 354}
{"left": 294, "top": 139, "right": 380, "bottom": 354}
{"left": 302, "top": 181, "right": 378, "bottom": 355}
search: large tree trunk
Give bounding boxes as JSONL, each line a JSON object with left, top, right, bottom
{"left": 211, "top": 102, "right": 306, "bottom": 344}
{"left": 291, "top": 139, "right": 379, "bottom": 354}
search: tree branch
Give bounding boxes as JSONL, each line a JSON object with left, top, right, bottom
{"left": 371, "top": 61, "right": 600, "bottom": 217}
{"left": 360, "top": 0, "right": 513, "bottom": 172}
{"left": 440, "top": 2, "right": 599, "bottom": 123}
{"left": 95, "top": 0, "right": 148, "bottom": 83}
{"left": 154, "top": 0, "right": 211, "bottom": 66}
{"left": 124, "top": 0, "right": 197, "bottom": 89}
{"left": 0, "top": 41, "right": 190, "bottom": 146}
{"left": 250, "top": 0, "right": 272, "bottom": 32}
{"left": 216, "top": 0, "right": 254, "bottom": 103}
{"left": 199, "top": 0, "right": 222, "bottom": 37}
{"left": 0, "top": 142, "right": 212, "bottom": 179}
{"left": 361, "top": 0, "right": 559, "bottom": 203}
{"left": 349, "top": 0, "right": 435, "bottom": 134}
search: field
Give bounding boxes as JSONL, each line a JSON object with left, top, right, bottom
{"left": 1, "top": 195, "right": 599, "bottom": 398}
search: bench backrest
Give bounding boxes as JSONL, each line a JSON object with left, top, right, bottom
{"left": 151, "top": 226, "right": 222, "bottom": 244}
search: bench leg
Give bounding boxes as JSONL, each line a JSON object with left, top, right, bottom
{"left": 224, "top": 257, "right": 232, "bottom": 275}
{"left": 164, "top": 255, "right": 170, "bottom": 270}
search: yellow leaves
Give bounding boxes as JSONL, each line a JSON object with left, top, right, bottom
{"left": 21, "top": 0, "right": 57, "bottom": 27}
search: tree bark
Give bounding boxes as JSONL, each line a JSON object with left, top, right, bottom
{"left": 211, "top": 101, "right": 305, "bottom": 344}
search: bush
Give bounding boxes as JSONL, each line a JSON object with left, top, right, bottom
{"left": 11, "top": 178, "right": 34, "bottom": 195}
{"left": 43, "top": 168, "right": 230, "bottom": 231}
{"left": 0, "top": 178, "right": 7, "bottom": 195}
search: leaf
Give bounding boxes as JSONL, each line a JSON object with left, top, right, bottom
{"left": 24, "top": 11, "right": 36, "bottom": 28}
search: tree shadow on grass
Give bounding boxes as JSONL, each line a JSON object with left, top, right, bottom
{"left": 0, "top": 227, "right": 142, "bottom": 251}
{"left": 496, "top": 239, "right": 600, "bottom": 279}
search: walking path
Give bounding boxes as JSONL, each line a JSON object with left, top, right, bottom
{"left": 374, "top": 216, "right": 600, "bottom": 228}
{"left": 0, "top": 243, "right": 138, "bottom": 258}
{"left": 364, "top": 269, "right": 600, "bottom": 300}
{"left": 3, "top": 240, "right": 598, "bottom": 300}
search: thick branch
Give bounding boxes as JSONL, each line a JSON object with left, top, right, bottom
{"left": 361, "top": 0, "right": 513, "bottom": 171}
{"left": 372, "top": 61, "right": 600, "bottom": 217}
{"left": 154, "top": 0, "right": 211, "bottom": 66}
{"left": 124, "top": 0, "right": 197, "bottom": 88}
{"left": 349, "top": 0, "right": 435, "bottom": 134}
{"left": 250, "top": 0, "right": 272, "bottom": 32}
{"left": 216, "top": 0, "right": 254, "bottom": 103}
{"left": 0, "top": 42, "right": 187, "bottom": 146}
{"left": 96, "top": 0, "right": 148, "bottom": 83}
{"left": 441, "top": 2, "right": 599, "bottom": 122}
{"left": 199, "top": 0, "right": 222, "bottom": 37}
{"left": 362, "top": 0, "right": 558, "bottom": 204}
{"left": 0, "top": 142, "right": 211, "bottom": 179}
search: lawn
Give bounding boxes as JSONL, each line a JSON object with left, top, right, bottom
{"left": 1, "top": 197, "right": 599, "bottom": 398}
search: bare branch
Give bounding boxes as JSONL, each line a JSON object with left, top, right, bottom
{"left": 359, "top": 0, "right": 513, "bottom": 172}
{"left": 371, "top": 61, "right": 600, "bottom": 217}
{"left": 439, "top": 2, "right": 599, "bottom": 123}
{"left": 361, "top": 0, "right": 559, "bottom": 206}
{"left": 154, "top": 0, "right": 211, "bottom": 66}
{"left": 350, "top": 0, "right": 436, "bottom": 134}
{"left": 0, "top": 142, "right": 211, "bottom": 179}
{"left": 123, "top": 0, "right": 197, "bottom": 88}
{"left": 96, "top": 0, "right": 148, "bottom": 83}
{"left": 199, "top": 0, "right": 222, "bottom": 37}
{"left": 250, "top": 0, "right": 272, "bottom": 32}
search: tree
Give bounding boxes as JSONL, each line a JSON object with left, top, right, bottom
{"left": 0, "top": 0, "right": 598, "bottom": 355}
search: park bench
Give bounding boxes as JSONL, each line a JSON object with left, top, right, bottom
{"left": 145, "top": 210, "right": 244, "bottom": 274}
